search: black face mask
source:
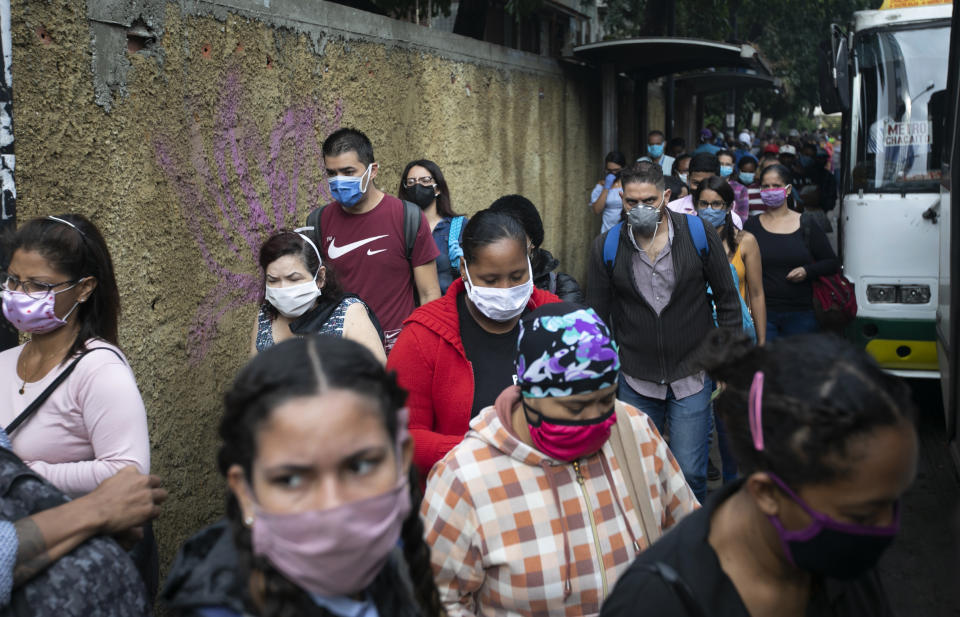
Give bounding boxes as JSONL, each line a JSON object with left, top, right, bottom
{"left": 767, "top": 473, "right": 900, "bottom": 580}
{"left": 408, "top": 184, "right": 437, "bottom": 209}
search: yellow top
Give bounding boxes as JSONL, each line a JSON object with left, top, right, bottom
{"left": 880, "top": 0, "right": 949, "bottom": 8}
{"left": 731, "top": 245, "right": 747, "bottom": 302}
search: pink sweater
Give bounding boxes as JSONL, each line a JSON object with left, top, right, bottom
{"left": 0, "top": 340, "right": 150, "bottom": 497}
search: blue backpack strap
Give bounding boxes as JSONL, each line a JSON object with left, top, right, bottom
{"left": 448, "top": 216, "right": 466, "bottom": 269}
{"left": 685, "top": 213, "right": 709, "bottom": 261}
{"left": 603, "top": 222, "right": 623, "bottom": 277}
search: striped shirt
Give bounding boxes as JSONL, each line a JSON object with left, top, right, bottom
{"left": 747, "top": 183, "right": 764, "bottom": 217}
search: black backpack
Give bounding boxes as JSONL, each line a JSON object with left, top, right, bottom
{"left": 0, "top": 447, "right": 150, "bottom": 616}
{"left": 305, "top": 200, "right": 422, "bottom": 262}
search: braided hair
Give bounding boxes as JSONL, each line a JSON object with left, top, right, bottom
{"left": 700, "top": 330, "right": 916, "bottom": 489}
{"left": 217, "top": 335, "right": 444, "bottom": 617}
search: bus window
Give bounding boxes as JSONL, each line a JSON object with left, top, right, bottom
{"left": 851, "top": 26, "right": 949, "bottom": 193}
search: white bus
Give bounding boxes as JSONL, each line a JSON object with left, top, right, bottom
{"left": 937, "top": 0, "right": 959, "bottom": 469}
{"left": 822, "top": 1, "right": 952, "bottom": 378}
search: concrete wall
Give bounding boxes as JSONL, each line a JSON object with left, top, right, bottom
{"left": 11, "top": 0, "right": 599, "bottom": 572}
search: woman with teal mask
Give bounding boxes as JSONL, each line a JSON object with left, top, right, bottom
{"left": 693, "top": 176, "right": 765, "bottom": 486}
{"left": 602, "top": 331, "right": 916, "bottom": 617}
{"left": 591, "top": 151, "right": 627, "bottom": 233}
{"left": 738, "top": 156, "right": 761, "bottom": 218}
{"left": 693, "top": 176, "right": 765, "bottom": 345}
{"left": 717, "top": 150, "right": 748, "bottom": 220}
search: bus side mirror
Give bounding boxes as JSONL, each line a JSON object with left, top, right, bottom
{"left": 819, "top": 24, "right": 850, "bottom": 114}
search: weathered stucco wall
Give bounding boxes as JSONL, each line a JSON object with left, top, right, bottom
{"left": 11, "top": 0, "right": 599, "bottom": 572}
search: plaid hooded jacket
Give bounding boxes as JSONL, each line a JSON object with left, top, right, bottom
{"left": 421, "top": 389, "right": 699, "bottom": 617}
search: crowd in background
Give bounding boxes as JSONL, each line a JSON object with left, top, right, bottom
{"left": 0, "top": 122, "right": 916, "bottom": 617}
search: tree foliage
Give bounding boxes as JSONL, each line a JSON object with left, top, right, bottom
{"left": 602, "top": 0, "right": 881, "bottom": 123}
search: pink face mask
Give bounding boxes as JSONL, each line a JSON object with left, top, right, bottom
{"left": 524, "top": 401, "right": 616, "bottom": 461}
{"left": 250, "top": 409, "right": 412, "bottom": 597}
{"left": 251, "top": 479, "right": 411, "bottom": 597}
{"left": 760, "top": 187, "right": 789, "bottom": 208}
{"left": 2, "top": 287, "right": 80, "bottom": 334}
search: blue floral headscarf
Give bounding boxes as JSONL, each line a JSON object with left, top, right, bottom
{"left": 515, "top": 303, "right": 620, "bottom": 398}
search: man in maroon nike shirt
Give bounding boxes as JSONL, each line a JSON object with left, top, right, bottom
{"left": 308, "top": 128, "right": 441, "bottom": 352}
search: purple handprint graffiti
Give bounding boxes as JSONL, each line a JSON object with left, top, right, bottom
{"left": 154, "top": 69, "right": 343, "bottom": 363}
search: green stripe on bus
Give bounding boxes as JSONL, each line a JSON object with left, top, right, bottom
{"left": 846, "top": 317, "right": 937, "bottom": 349}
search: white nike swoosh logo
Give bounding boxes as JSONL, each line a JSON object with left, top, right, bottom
{"left": 367, "top": 249, "right": 387, "bottom": 256}
{"left": 327, "top": 235, "right": 389, "bottom": 259}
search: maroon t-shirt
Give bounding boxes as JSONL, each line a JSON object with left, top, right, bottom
{"left": 318, "top": 194, "right": 439, "bottom": 349}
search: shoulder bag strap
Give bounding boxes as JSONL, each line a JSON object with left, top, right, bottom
{"left": 608, "top": 401, "right": 661, "bottom": 545}
{"left": 641, "top": 562, "right": 711, "bottom": 617}
{"left": 6, "top": 347, "right": 124, "bottom": 435}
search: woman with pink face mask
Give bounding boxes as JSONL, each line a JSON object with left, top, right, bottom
{"left": 421, "top": 302, "right": 698, "bottom": 617}
{"left": 0, "top": 214, "right": 157, "bottom": 595}
{"left": 163, "top": 335, "right": 444, "bottom": 617}
{"left": 743, "top": 165, "right": 838, "bottom": 341}
{"left": 0, "top": 215, "right": 150, "bottom": 496}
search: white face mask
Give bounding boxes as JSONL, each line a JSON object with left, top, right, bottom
{"left": 265, "top": 280, "right": 321, "bottom": 318}
{"left": 265, "top": 231, "right": 324, "bottom": 318}
{"left": 462, "top": 259, "right": 534, "bottom": 322}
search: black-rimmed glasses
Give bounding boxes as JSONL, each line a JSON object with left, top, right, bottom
{"left": 0, "top": 273, "right": 79, "bottom": 299}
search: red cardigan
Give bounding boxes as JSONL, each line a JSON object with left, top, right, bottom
{"left": 387, "top": 278, "right": 560, "bottom": 478}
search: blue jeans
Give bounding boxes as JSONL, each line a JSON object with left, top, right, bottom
{"left": 618, "top": 375, "right": 713, "bottom": 502}
{"left": 766, "top": 310, "right": 818, "bottom": 342}
{"left": 714, "top": 413, "right": 738, "bottom": 484}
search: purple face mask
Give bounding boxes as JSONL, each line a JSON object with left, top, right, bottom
{"left": 2, "top": 286, "right": 80, "bottom": 334}
{"left": 766, "top": 473, "right": 899, "bottom": 579}
{"left": 760, "top": 187, "right": 788, "bottom": 208}
{"left": 250, "top": 410, "right": 412, "bottom": 596}
{"left": 749, "top": 372, "right": 900, "bottom": 580}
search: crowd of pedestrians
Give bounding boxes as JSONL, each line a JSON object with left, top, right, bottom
{"left": 0, "top": 121, "right": 915, "bottom": 617}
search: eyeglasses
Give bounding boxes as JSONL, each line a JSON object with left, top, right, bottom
{"left": 404, "top": 175, "right": 435, "bottom": 187}
{"left": 0, "top": 273, "right": 78, "bottom": 300}
{"left": 697, "top": 200, "right": 727, "bottom": 209}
